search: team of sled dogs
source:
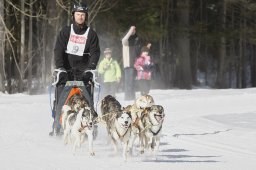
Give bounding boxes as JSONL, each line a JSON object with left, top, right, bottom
{"left": 60, "top": 93, "right": 165, "bottom": 161}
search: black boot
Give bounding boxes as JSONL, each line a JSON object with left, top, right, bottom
{"left": 49, "top": 120, "right": 63, "bottom": 136}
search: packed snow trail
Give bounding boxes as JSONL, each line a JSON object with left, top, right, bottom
{"left": 0, "top": 89, "right": 256, "bottom": 170}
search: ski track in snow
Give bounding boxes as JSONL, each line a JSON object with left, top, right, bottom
{"left": 0, "top": 89, "right": 256, "bottom": 170}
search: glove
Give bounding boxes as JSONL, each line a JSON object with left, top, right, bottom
{"left": 58, "top": 67, "right": 66, "bottom": 71}
{"left": 82, "top": 70, "right": 93, "bottom": 83}
{"left": 52, "top": 68, "right": 67, "bottom": 85}
{"left": 87, "top": 63, "right": 97, "bottom": 70}
{"left": 143, "top": 63, "right": 153, "bottom": 71}
{"left": 82, "top": 63, "right": 96, "bottom": 83}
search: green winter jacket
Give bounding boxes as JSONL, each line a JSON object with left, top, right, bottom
{"left": 98, "top": 57, "right": 121, "bottom": 82}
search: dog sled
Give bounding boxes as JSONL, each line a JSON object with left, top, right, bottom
{"left": 49, "top": 69, "right": 100, "bottom": 136}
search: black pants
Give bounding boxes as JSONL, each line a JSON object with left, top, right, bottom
{"left": 100, "top": 82, "right": 118, "bottom": 99}
{"left": 124, "top": 67, "right": 135, "bottom": 100}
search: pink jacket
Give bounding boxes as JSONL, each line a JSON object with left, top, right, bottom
{"left": 134, "top": 54, "right": 153, "bottom": 80}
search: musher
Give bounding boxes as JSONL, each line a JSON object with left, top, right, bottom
{"left": 50, "top": 2, "right": 100, "bottom": 136}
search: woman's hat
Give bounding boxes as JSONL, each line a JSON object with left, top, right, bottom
{"left": 104, "top": 48, "right": 112, "bottom": 54}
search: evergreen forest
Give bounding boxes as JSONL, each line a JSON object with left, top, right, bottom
{"left": 0, "top": 0, "right": 256, "bottom": 94}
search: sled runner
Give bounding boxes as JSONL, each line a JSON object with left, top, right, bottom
{"left": 49, "top": 69, "right": 99, "bottom": 136}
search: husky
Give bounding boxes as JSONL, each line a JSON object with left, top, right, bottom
{"left": 126, "top": 94, "right": 155, "bottom": 155}
{"left": 61, "top": 93, "right": 97, "bottom": 156}
{"left": 64, "top": 107, "right": 97, "bottom": 156}
{"left": 101, "top": 95, "right": 132, "bottom": 161}
{"left": 66, "top": 93, "right": 89, "bottom": 111}
{"left": 142, "top": 105, "right": 165, "bottom": 158}
{"left": 61, "top": 93, "right": 89, "bottom": 133}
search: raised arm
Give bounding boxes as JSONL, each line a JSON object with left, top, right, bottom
{"left": 122, "top": 26, "right": 136, "bottom": 45}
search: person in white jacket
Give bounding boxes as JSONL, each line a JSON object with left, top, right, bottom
{"left": 122, "top": 26, "right": 140, "bottom": 100}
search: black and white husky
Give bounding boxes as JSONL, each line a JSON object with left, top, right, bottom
{"left": 63, "top": 107, "right": 96, "bottom": 156}
{"left": 61, "top": 93, "right": 97, "bottom": 156}
{"left": 61, "top": 93, "right": 89, "bottom": 133}
{"left": 101, "top": 95, "right": 132, "bottom": 161}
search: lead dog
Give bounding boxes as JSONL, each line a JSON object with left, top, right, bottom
{"left": 126, "top": 95, "right": 155, "bottom": 155}
{"left": 141, "top": 105, "right": 165, "bottom": 158}
{"left": 101, "top": 95, "right": 132, "bottom": 161}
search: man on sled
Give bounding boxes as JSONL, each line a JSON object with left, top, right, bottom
{"left": 49, "top": 2, "right": 100, "bottom": 136}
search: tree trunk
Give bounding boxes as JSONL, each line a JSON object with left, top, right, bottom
{"left": 45, "top": 1, "right": 60, "bottom": 86}
{"left": 237, "top": 31, "right": 243, "bottom": 88}
{"left": 229, "top": 4, "right": 235, "bottom": 88}
{"left": 159, "top": 0, "right": 170, "bottom": 89}
{"left": 176, "top": 0, "right": 192, "bottom": 89}
{"left": 27, "top": 0, "right": 33, "bottom": 94}
{"left": 0, "top": 0, "right": 5, "bottom": 92}
{"left": 251, "top": 45, "right": 256, "bottom": 87}
{"left": 216, "top": 0, "right": 227, "bottom": 88}
{"left": 242, "top": 16, "right": 247, "bottom": 88}
{"left": 237, "top": 4, "right": 246, "bottom": 89}
{"left": 19, "top": 0, "right": 25, "bottom": 92}
{"left": 41, "top": 23, "right": 46, "bottom": 90}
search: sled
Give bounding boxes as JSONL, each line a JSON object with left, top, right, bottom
{"left": 49, "top": 69, "right": 99, "bottom": 136}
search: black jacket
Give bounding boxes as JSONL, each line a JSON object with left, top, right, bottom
{"left": 54, "top": 23, "right": 100, "bottom": 73}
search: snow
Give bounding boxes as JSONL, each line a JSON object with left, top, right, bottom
{"left": 0, "top": 88, "right": 256, "bottom": 170}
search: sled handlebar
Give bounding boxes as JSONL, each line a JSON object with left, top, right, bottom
{"left": 51, "top": 69, "right": 100, "bottom": 88}
{"left": 51, "top": 68, "right": 67, "bottom": 86}
{"left": 84, "top": 69, "right": 100, "bottom": 88}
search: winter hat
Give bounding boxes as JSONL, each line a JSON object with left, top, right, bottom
{"left": 104, "top": 48, "right": 112, "bottom": 54}
{"left": 141, "top": 46, "right": 149, "bottom": 53}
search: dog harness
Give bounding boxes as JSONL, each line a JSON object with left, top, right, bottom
{"left": 147, "top": 113, "right": 164, "bottom": 136}
{"left": 114, "top": 126, "right": 131, "bottom": 140}
{"left": 149, "top": 124, "right": 162, "bottom": 136}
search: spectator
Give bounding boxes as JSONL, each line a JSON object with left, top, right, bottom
{"left": 122, "top": 26, "right": 140, "bottom": 100}
{"left": 98, "top": 48, "right": 121, "bottom": 98}
{"left": 134, "top": 46, "right": 154, "bottom": 95}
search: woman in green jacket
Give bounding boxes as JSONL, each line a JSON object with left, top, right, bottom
{"left": 98, "top": 48, "right": 121, "bottom": 98}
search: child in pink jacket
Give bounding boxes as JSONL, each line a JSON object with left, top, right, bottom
{"left": 134, "top": 46, "right": 154, "bottom": 95}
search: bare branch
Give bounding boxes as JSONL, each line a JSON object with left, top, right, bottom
{"left": 0, "top": 14, "right": 16, "bottom": 41}
{"left": 5, "top": 0, "right": 43, "bottom": 18}
{"left": 56, "top": 0, "right": 69, "bottom": 13}
{"left": 5, "top": 32, "right": 22, "bottom": 80}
